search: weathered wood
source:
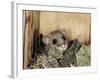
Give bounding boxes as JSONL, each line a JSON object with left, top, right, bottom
{"left": 23, "top": 11, "right": 40, "bottom": 69}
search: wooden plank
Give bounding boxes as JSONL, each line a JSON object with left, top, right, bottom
{"left": 23, "top": 11, "right": 40, "bottom": 69}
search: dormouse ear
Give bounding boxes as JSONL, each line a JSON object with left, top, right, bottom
{"left": 42, "top": 36, "right": 50, "bottom": 45}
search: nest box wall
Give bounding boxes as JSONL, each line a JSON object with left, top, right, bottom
{"left": 23, "top": 10, "right": 40, "bottom": 69}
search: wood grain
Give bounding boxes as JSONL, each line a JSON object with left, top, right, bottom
{"left": 23, "top": 11, "right": 40, "bottom": 69}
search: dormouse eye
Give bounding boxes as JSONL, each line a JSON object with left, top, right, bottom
{"left": 52, "top": 39, "right": 57, "bottom": 45}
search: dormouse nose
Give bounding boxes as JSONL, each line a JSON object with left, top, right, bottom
{"left": 52, "top": 39, "right": 57, "bottom": 44}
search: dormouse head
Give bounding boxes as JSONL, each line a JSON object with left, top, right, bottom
{"left": 42, "top": 30, "right": 68, "bottom": 51}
